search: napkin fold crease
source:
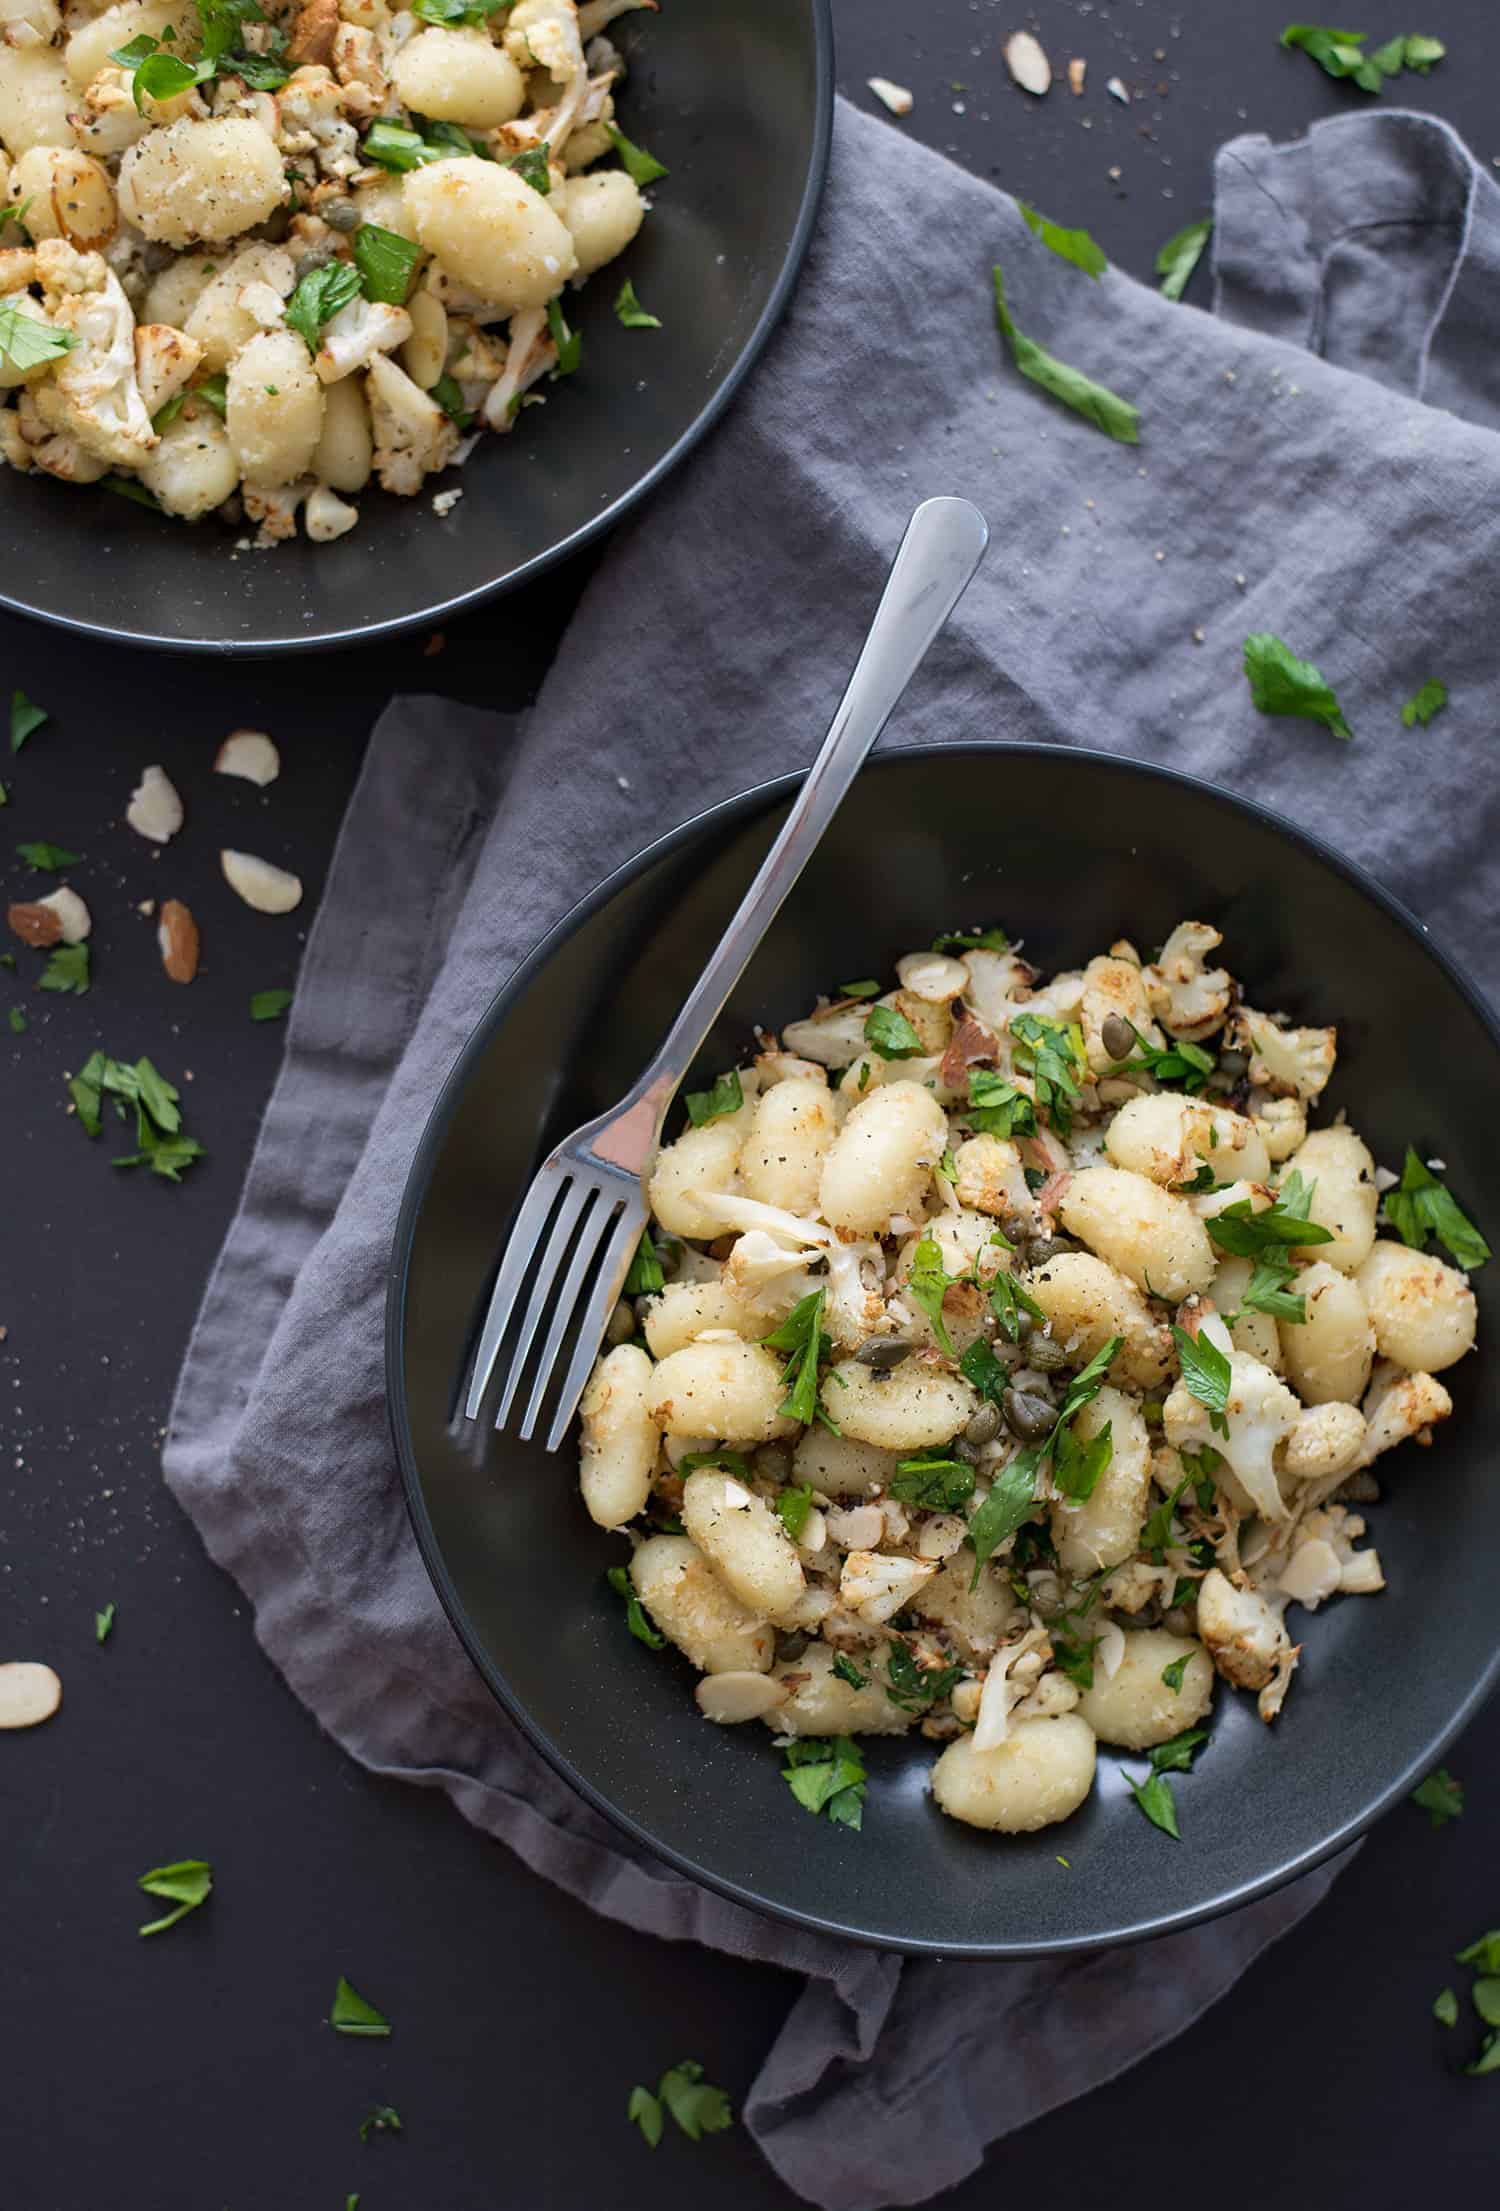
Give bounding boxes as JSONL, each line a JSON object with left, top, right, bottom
{"left": 166, "top": 100, "right": 1500, "bottom": 2210}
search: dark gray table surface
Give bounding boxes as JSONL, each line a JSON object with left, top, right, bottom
{"left": 5, "top": 3, "right": 1498, "bottom": 2205}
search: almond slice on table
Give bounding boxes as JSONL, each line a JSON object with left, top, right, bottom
{"left": 221, "top": 849, "right": 302, "bottom": 914}
{"left": 0, "top": 1662, "right": 61, "bottom": 1729}
{"left": 126, "top": 764, "right": 184, "bottom": 845}
{"left": 158, "top": 899, "right": 199, "bottom": 983}
{"left": 867, "top": 77, "right": 913, "bottom": 116}
{"left": 8, "top": 886, "right": 90, "bottom": 946}
{"left": 1068, "top": 57, "right": 1086, "bottom": 94}
{"left": 214, "top": 730, "right": 280, "bottom": 787}
{"left": 1004, "top": 30, "right": 1052, "bottom": 95}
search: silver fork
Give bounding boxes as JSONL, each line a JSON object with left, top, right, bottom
{"left": 462, "top": 494, "right": 990, "bottom": 1449}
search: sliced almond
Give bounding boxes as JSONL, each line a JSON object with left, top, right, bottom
{"left": 8, "top": 899, "right": 62, "bottom": 947}
{"left": 0, "top": 1661, "right": 61, "bottom": 1729}
{"left": 1107, "top": 74, "right": 1129, "bottom": 102}
{"left": 35, "top": 886, "right": 91, "bottom": 943}
{"left": 694, "top": 1672, "right": 790, "bottom": 1725}
{"left": 126, "top": 763, "right": 184, "bottom": 845}
{"left": 867, "top": 75, "right": 913, "bottom": 116}
{"left": 158, "top": 898, "right": 199, "bottom": 983}
{"left": 1004, "top": 30, "right": 1052, "bottom": 95}
{"left": 1068, "top": 56, "right": 1086, "bottom": 94}
{"left": 214, "top": 730, "right": 281, "bottom": 787}
{"left": 221, "top": 848, "right": 302, "bottom": 914}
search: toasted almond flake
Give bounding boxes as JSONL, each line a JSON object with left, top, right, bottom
{"left": 137, "top": 898, "right": 156, "bottom": 917}
{"left": 1107, "top": 74, "right": 1129, "bottom": 102}
{"left": 214, "top": 730, "right": 280, "bottom": 787}
{"left": 867, "top": 75, "right": 913, "bottom": 116}
{"left": 694, "top": 1672, "right": 790, "bottom": 1724}
{"left": 1068, "top": 56, "right": 1086, "bottom": 94}
{"left": 8, "top": 899, "right": 62, "bottom": 947}
{"left": 1004, "top": 29, "right": 1051, "bottom": 94}
{"left": 221, "top": 849, "right": 303, "bottom": 915}
{"left": 126, "top": 764, "right": 184, "bottom": 845}
{"left": 34, "top": 886, "right": 91, "bottom": 943}
{"left": 158, "top": 899, "right": 199, "bottom": 984}
{"left": 719, "top": 1478, "right": 753, "bottom": 1509}
{"left": 0, "top": 1661, "right": 61, "bottom": 1729}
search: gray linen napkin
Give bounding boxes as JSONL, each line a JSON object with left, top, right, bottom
{"left": 165, "top": 102, "right": 1500, "bottom": 2210}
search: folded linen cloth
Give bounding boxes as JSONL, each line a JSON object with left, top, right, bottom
{"left": 165, "top": 101, "right": 1500, "bottom": 2210}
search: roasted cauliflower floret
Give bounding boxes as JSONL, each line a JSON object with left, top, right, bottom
{"left": 364, "top": 351, "right": 457, "bottom": 494}
{"left": 1164, "top": 1316, "right": 1300, "bottom": 1522}
{"left": 1144, "top": 921, "right": 1233, "bottom": 1041}
{"left": 314, "top": 295, "right": 413, "bottom": 384}
{"left": 1355, "top": 1359, "right": 1453, "bottom": 1467}
{"left": 31, "top": 239, "right": 153, "bottom": 465}
{"left": 1227, "top": 1006, "right": 1337, "bottom": 1102}
{"left": 1196, "top": 1566, "right": 1291, "bottom": 1694}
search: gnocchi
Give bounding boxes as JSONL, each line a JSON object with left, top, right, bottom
{"left": 579, "top": 919, "right": 1484, "bottom": 1843}
{"left": 0, "top": 0, "right": 666, "bottom": 540}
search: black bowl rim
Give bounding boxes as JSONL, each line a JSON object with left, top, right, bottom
{"left": 0, "top": 0, "right": 835, "bottom": 659}
{"left": 387, "top": 740, "right": 1500, "bottom": 1958}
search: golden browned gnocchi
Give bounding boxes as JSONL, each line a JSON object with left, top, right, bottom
{"left": 579, "top": 919, "right": 1484, "bottom": 1844}
{"left": 0, "top": 0, "right": 666, "bottom": 539}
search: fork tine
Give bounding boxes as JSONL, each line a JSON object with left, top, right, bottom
{"left": 516, "top": 1191, "right": 623, "bottom": 1443}
{"left": 494, "top": 1177, "right": 597, "bottom": 1433}
{"left": 463, "top": 1168, "right": 567, "bottom": 1420}
{"left": 542, "top": 1204, "right": 643, "bottom": 1453}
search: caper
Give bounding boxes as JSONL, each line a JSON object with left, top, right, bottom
{"left": 1101, "top": 1012, "right": 1137, "bottom": 1062}
{"left": 1003, "top": 1387, "right": 1058, "bottom": 1443}
{"left": 633, "top": 1295, "right": 659, "bottom": 1328}
{"left": 1026, "top": 1234, "right": 1077, "bottom": 1266}
{"left": 855, "top": 1336, "right": 916, "bottom": 1371}
{"left": 1014, "top": 1311, "right": 1035, "bottom": 1341}
{"left": 964, "top": 1401, "right": 1002, "bottom": 1445}
{"left": 1216, "top": 1047, "right": 1249, "bottom": 1077}
{"left": 293, "top": 248, "right": 335, "bottom": 280}
{"left": 1027, "top": 1335, "right": 1069, "bottom": 1373}
{"left": 755, "top": 1442, "right": 793, "bottom": 1484}
{"left": 605, "top": 1298, "right": 635, "bottom": 1346}
{"left": 323, "top": 199, "right": 360, "bottom": 232}
{"left": 999, "top": 1210, "right": 1031, "bottom": 1245}
{"left": 954, "top": 1436, "right": 982, "bottom": 1464}
{"left": 774, "top": 1629, "right": 809, "bottom": 1663}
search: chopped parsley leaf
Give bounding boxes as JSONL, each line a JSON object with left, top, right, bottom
{"left": 40, "top": 942, "right": 89, "bottom": 995}
{"left": 10, "top": 688, "right": 47, "bottom": 752}
{"left": 965, "top": 1445, "right": 1044, "bottom": 1583}
{"left": 987, "top": 1266, "right": 1046, "bottom": 1341}
{"left": 505, "top": 141, "right": 552, "bottom": 193}
{"left": 1009, "top": 1011, "right": 1087, "bottom": 1135}
{"left": 992, "top": 264, "right": 1139, "bottom": 443}
{"left": 546, "top": 295, "right": 581, "bottom": 377}
{"left": 352, "top": 221, "right": 422, "bottom": 305}
{"left": 138, "top": 1857, "right": 212, "bottom": 1936}
{"left": 1242, "top": 632, "right": 1352, "bottom": 740}
{"left": 358, "top": 2105, "right": 402, "bottom": 2141}
{"left": 1381, "top": 1148, "right": 1490, "bottom": 1270}
{"left": 614, "top": 278, "right": 660, "bottom": 328}
{"left": 1206, "top": 1185, "right": 1331, "bottom": 1260}
{"left": 250, "top": 987, "right": 293, "bottom": 1022}
{"left": 606, "top": 1563, "right": 666, "bottom": 1649}
{"left": 1161, "top": 1652, "right": 1189, "bottom": 1691}
{"left": 1125, "top": 1769, "right": 1179, "bottom": 1837}
{"left": 330, "top": 1976, "right": 390, "bottom": 2036}
{"left": 831, "top": 1652, "right": 868, "bottom": 1689}
{"left": 1280, "top": 25, "right": 1444, "bottom": 91}
{"left": 605, "top": 122, "right": 668, "bottom": 186}
{"left": 906, "top": 1235, "right": 956, "bottom": 1355}
{"left": 885, "top": 1638, "right": 963, "bottom": 1712}
{"left": 8, "top": 1006, "right": 24, "bottom": 1034}
{"left": 96, "top": 1601, "right": 115, "bottom": 1644}
{"left": 284, "top": 261, "right": 361, "bottom": 355}
{"left": 864, "top": 1003, "right": 925, "bottom": 1059}
{"left": 623, "top": 1225, "right": 665, "bottom": 1296}
{"left": 1433, "top": 1986, "right": 1458, "bottom": 2027}
{"left": 838, "top": 977, "right": 882, "bottom": 999}
{"left": 1401, "top": 677, "right": 1447, "bottom": 728}
{"left": 889, "top": 1453, "right": 976, "bottom": 1511}
{"left": 0, "top": 300, "right": 77, "bottom": 373}
{"left": 678, "top": 1449, "right": 752, "bottom": 1477}
{"left": 774, "top": 1483, "right": 815, "bottom": 1539}
{"left": 782, "top": 1734, "right": 867, "bottom": 1827}
{"left": 1171, "top": 1323, "right": 1231, "bottom": 1439}
{"left": 656, "top": 2060, "right": 732, "bottom": 2140}
{"left": 1411, "top": 1766, "right": 1464, "bottom": 1828}
{"left": 683, "top": 1068, "right": 743, "bottom": 1125}
{"left": 1141, "top": 1475, "right": 1190, "bottom": 1556}
{"left": 1019, "top": 202, "right": 1107, "bottom": 278}
{"left": 932, "top": 924, "right": 1008, "bottom": 954}
{"left": 763, "top": 1288, "right": 834, "bottom": 1429}
{"left": 959, "top": 1337, "right": 1010, "bottom": 1402}
{"left": 964, "top": 1066, "right": 1035, "bottom": 1140}
{"left": 1052, "top": 1414, "right": 1113, "bottom": 1501}
{"left": 1149, "top": 1726, "right": 1208, "bottom": 1775}
{"left": 628, "top": 2084, "right": 664, "bottom": 2147}
{"left": 1105, "top": 1019, "right": 1216, "bottom": 1092}
{"left": 1156, "top": 216, "right": 1212, "bottom": 302}
{"left": 1458, "top": 1931, "right": 1500, "bottom": 1975}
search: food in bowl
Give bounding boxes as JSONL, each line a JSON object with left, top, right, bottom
{"left": 577, "top": 921, "right": 1487, "bottom": 1837}
{"left": 0, "top": 0, "right": 661, "bottom": 543}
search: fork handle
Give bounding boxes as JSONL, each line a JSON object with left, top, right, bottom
{"left": 592, "top": 496, "right": 989, "bottom": 1170}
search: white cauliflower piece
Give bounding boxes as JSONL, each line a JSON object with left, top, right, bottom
{"left": 1279, "top": 1399, "right": 1366, "bottom": 1482}
{"left": 1144, "top": 921, "right": 1233, "bottom": 1040}
{"left": 481, "top": 303, "right": 554, "bottom": 431}
{"left": 1163, "top": 1315, "right": 1300, "bottom": 1522}
{"left": 958, "top": 945, "right": 1036, "bottom": 1032}
{"left": 1249, "top": 1094, "right": 1307, "bottom": 1163}
{"left": 304, "top": 482, "right": 357, "bottom": 540}
{"left": 13, "top": 384, "right": 109, "bottom": 479}
{"left": 838, "top": 1549, "right": 939, "bottom": 1625}
{"left": 364, "top": 350, "right": 457, "bottom": 494}
{"left": 243, "top": 477, "right": 312, "bottom": 542}
{"left": 70, "top": 64, "right": 152, "bottom": 157}
{"left": 779, "top": 1000, "right": 870, "bottom": 1069}
{"left": 506, "top": 0, "right": 586, "bottom": 84}
{"left": 132, "top": 320, "right": 201, "bottom": 416}
{"left": 1197, "top": 1565, "right": 1291, "bottom": 1692}
{"left": 314, "top": 294, "right": 413, "bottom": 383}
{"left": 1355, "top": 1358, "right": 1452, "bottom": 1468}
{"left": 1227, "top": 1006, "right": 1337, "bottom": 1101}
{"left": 1275, "top": 1536, "right": 1341, "bottom": 1610}
{"left": 32, "top": 240, "right": 153, "bottom": 466}
{"left": 275, "top": 66, "right": 359, "bottom": 177}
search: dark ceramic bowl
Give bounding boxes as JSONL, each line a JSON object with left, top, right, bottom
{"left": 388, "top": 744, "right": 1500, "bottom": 1955}
{"left": 0, "top": 0, "right": 833, "bottom": 654}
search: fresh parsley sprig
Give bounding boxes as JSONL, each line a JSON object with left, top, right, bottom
{"left": 781, "top": 1735, "right": 867, "bottom": 1827}
{"left": 684, "top": 1069, "right": 743, "bottom": 1126}
{"left": 992, "top": 265, "right": 1140, "bottom": 443}
{"left": 889, "top": 1454, "right": 976, "bottom": 1511}
{"left": 1171, "top": 1322, "right": 1231, "bottom": 1439}
{"left": 606, "top": 1564, "right": 665, "bottom": 1649}
{"left": 1243, "top": 632, "right": 1352, "bottom": 740}
{"left": 1411, "top": 1765, "right": 1463, "bottom": 1828}
{"left": 965, "top": 1334, "right": 1123, "bottom": 1584}
{"left": 884, "top": 1638, "right": 964, "bottom": 1712}
{"left": 1156, "top": 217, "right": 1211, "bottom": 302}
{"left": 1104, "top": 1018, "right": 1216, "bottom": 1092}
{"left": 864, "top": 1003, "right": 925, "bottom": 1059}
{"left": 1009, "top": 1011, "right": 1087, "bottom": 1135}
{"left": 1381, "top": 1147, "right": 1490, "bottom": 1270}
{"left": 1019, "top": 202, "right": 1107, "bottom": 278}
{"left": 628, "top": 2060, "right": 732, "bottom": 2146}
{"left": 138, "top": 1857, "right": 212, "bottom": 1937}
{"left": 763, "top": 1289, "right": 835, "bottom": 1429}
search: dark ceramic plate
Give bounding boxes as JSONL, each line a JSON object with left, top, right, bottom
{"left": 0, "top": 0, "right": 833, "bottom": 654}
{"left": 388, "top": 745, "right": 1500, "bottom": 1956}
